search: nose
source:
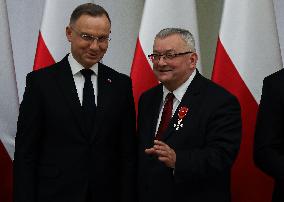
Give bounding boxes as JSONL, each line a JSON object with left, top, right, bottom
{"left": 157, "top": 56, "right": 167, "bottom": 66}
{"left": 89, "top": 40, "right": 99, "bottom": 50}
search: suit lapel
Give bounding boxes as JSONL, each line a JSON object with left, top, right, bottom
{"left": 53, "top": 56, "right": 86, "bottom": 136}
{"left": 161, "top": 71, "right": 204, "bottom": 141}
{"left": 148, "top": 85, "right": 164, "bottom": 141}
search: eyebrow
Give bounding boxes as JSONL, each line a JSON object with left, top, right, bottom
{"left": 153, "top": 49, "right": 175, "bottom": 54}
{"left": 81, "top": 32, "right": 109, "bottom": 37}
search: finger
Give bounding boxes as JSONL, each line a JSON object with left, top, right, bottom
{"left": 154, "top": 141, "right": 172, "bottom": 151}
{"left": 153, "top": 145, "right": 166, "bottom": 151}
{"left": 145, "top": 148, "right": 156, "bottom": 154}
{"left": 154, "top": 149, "right": 169, "bottom": 157}
{"left": 158, "top": 156, "right": 170, "bottom": 163}
{"left": 154, "top": 140, "right": 167, "bottom": 146}
{"left": 154, "top": 145, "right": 173, "bottom": 156}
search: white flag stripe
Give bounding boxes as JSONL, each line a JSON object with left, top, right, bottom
{"left": 139, "top": 0, "right": 202, "bottom": 71}
{"left": 41, "top": 0, "right": 93, "bottom": 62}
{"left": 0, "top": 0, "right": 19, "bottom": 159}
{"left": 220, "top": 0, "right": 282, "bottom": 103}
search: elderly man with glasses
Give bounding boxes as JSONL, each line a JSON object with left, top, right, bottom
{"left": 137, "top": 28, "right": 242, "bottom": 202}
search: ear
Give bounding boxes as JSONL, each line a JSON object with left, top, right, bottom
{"left": 66, "top": 26, "right": 72, "bottom": 42}
{"left": 189, "top": 52, "right": 198, "bottom": 69}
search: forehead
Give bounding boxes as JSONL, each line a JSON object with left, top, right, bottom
{"left": 73, "top": 14, "right": 111, "bottom": 32}
{"left": 153, "top": 34, "right": 188, "bottom": 52}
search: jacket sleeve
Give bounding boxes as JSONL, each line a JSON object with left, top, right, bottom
{"left": 119, "top": 77, "right": 138, "bottom": 202}
{"left": 254, "top": 77, "right": 284, "bottom": 179}
{"left": 13, "top": 72, "right": 43, "bottom": 202}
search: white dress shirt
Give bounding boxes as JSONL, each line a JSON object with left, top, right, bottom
{"left": 155, "top": 69, "right": 196, "bottom": 134}
{"left": 68, "top": 54, "right": 98, "bottom": 106}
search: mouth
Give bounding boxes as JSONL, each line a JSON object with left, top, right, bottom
{"left": 158, "top": 69, "right": 172, "bottom": 73}
{"left": 86, "top": 52, "right": 98, "bottom": 58}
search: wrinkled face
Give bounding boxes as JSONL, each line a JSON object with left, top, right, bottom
{"left": 66, "top": 14, "right": 111, "bottom": 68}
{"left": 152, "top": 34, "right": 198, "bottom": 91}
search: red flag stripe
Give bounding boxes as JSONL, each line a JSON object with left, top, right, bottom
{"left": 33, "top": 32, "right": 55, "bottom": 70}
{"left": 212, "top": 39, "right": 274, "bottom": 202}
{"left": 130, "top": 39, "right": 158, "bottom": 112}
{"left": 0, "top": 142, "right": 12, "bottom": 202}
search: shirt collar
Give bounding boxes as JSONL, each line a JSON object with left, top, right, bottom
{"left": 68, "top": 53, "right": 98, "bottom": 76}
{"left": 162, "top": 69, "right": 196, "bottom": 102}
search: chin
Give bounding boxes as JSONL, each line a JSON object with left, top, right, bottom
{"left": 85, "top": 58, "right": 100, "bottom": 65}
{"left": 81, "top": 61, "right": 96, "bottom": 68}
{"left": 157, "top": 75, "right": 172, "bottom": 83}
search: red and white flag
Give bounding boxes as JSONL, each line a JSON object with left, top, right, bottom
{"left": 212, "top": 0, "right": 282, "bottom": 201}
{"left": 0, "top": 0, "right": 19, "bottom": 201}
{"left": 131, "top": 0, "right": 201, "bottom": 110}
{"left": 34, "top": 0, "right": 93, "bottom": 70}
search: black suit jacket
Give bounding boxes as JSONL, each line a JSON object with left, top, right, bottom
{"left": 13, "top": 55, "right": 137, "bottom": 202}
{"left": 137, "top": 71, "right": 241, "bottom": 202}
{"left": 254, "top": 69, "right": 284, "bottom": 202}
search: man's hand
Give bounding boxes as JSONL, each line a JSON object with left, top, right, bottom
{"left": 145, "top": 140, "right": 176, "bottom": 168}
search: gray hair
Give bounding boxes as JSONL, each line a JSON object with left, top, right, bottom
{"left": 155, "top": 28, "right": 196, "bottom": 52}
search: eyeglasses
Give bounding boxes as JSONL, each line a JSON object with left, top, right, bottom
{"left": 70, "top": 26, "right": 111, "bottom": 43}
{"left": 148, "top": 51, "right": 192, "bottom": 63}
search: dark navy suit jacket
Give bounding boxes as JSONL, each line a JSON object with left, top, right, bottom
{"left": 14, "top": 55, "right": 137, "bottom": 202}
{"left": 254, "top": 69, "right": 284, "bottom": 202}
{"left": 137, "top": 71, "right": 241, "bottom": 202}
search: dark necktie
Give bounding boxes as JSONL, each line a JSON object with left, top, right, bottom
{"left": 81, "top": 69, "right": 96, "bottom": 136}
{"left": 156, "top": 93, "right": 174, "bottom": 140}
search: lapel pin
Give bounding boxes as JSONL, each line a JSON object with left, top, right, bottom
{"left": 174, "top": 106, "right": 189, "bottom": 131}
{"left": 107, "top": 78, "right": 112, "bottom": 83}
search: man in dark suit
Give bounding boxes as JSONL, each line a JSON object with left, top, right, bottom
{"left": 137, "top": 28, "right": 241, "bottom": 202}
{"left": 13, "top": 3, "right": 136, "bottom": 202}
{"left": 254, "top": 69, "right": 284, "bottom": 202}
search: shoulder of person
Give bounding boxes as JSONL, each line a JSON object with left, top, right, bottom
{"left": 26, "top": 61, "right": 59, "bottom": 80}
{"left": 263, "top": 68, "right": 284, "bottom": 84}
{"left": 197, "top": 74, "right": 239, "bottom": 104}
{"left": 140, "top": 84, "right": 161, "bottom": 100}
{"left": 98, "top": 62, "right": 131, "bottom": 84}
